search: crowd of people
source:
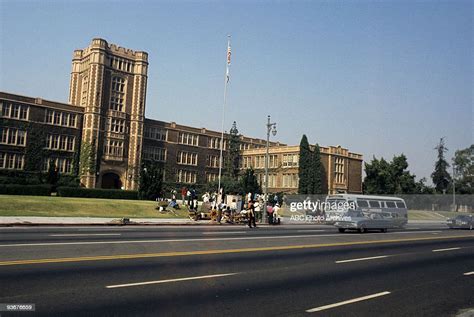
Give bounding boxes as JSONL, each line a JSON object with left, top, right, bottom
{"left": 165, "top": 187, "right": 282, "bottom": 227}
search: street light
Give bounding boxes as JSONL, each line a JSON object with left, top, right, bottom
{"left": 263, "top": 115, "right": 277, "bottom": 224}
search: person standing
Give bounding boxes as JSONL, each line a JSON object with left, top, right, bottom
{"left": 248, "top": 200, "right": 256, "bottom": 228}
{"left": 181, "top": 187, "right": 187, "bottom": 205}
{"left": 254, "top": 200, "right": 261, "bottom": 223}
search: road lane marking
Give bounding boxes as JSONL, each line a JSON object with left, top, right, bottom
{"left": 335, "top": 255, "right": 389, "bottom": 264}
{"left": 391, "top": 231, "right": 442, "bottom": 234}
{"left": 49, "top": 234, "right": 121, "bottom": 237}
{"left": 432, "top": 247, "right": 461, "bottom": 252}
{"left": 202, "top": 231, "right": 246, "bottom": 235}
{"left": 106, "top": 272, "right": 238, "bottom": 289}
{"left": 0, "top": 234, "right": 348, "bottom": 247}
{"left": 0, "top": 230, "right": 463, "bottom": 248}
{"left": 306, "top": 291, "right": 391, "bottom": 312}
{"left": 0, "top": 235, "right": 472, "bottom": 266}
{"left": 297, "top": 230, "right": 327, "bottom": 232}
{"left": 463, "top": 272, "right": 474, "bottom": 276}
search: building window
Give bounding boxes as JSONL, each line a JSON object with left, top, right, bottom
{"left": 144, "top": 127, "right": 167, "bottom": 141}
{"left": 178, "top": 132, "right": 199, "bottom": 146}
{"left": 143, "top": 146, "right": 167, "bottom": 162}
{"left": 177, "top": 151, "right": 198, "bottom": 166}
{"left": 206, "top": 155, "right": 219, "bottom": 168}
{"left": 81, "top": 75, "right": 89, "bottom": 106}
{"left": 46, "top": 134, "right": 75, "bottom": 151}
{"left": 108, "top": 118, "right": 125, "bottom": 133}
{"left": 283, "top": 173, "right": 298, "bottom": 188}
{"left": 0, "top": 102, "right": 29, "bottom": 121}
{"left": 177, "top": 170, "right": 197, "bottom": 184}
{"left": 110, "top": 77, "right": 126, "bottom": 112}
{"left": 0, "top": 128, "right": 27, "bottom": 146}
{"left": 258, "top": 173, "right": 277, "bottom": 188}
{"left": 45, "top": 110, "right": 76, "bottom": 127}
{"left": 335, "top": 157, "right": 345, "bottom": 184}
{"left": 43, "top": 157, "right": 72, "bottom": 174}
{"left": 0, "top": 152, "right": 25, "bottom": 170}
{"left": 206, "top": 173, "right": 218, "bottom": 182}
{"left": 282, "top": 154, "right": 299, "bottom": 167}
{"left": 104, "top": 139, "right": 123, "bottom": 157}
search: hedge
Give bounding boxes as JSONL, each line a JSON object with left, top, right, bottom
{"left": 57, "top": 187, "right": 139, "bottom": 200}
{"left": 0, "top": 184, "right": 52, "bottom": 196}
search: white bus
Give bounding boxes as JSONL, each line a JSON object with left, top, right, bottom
{"left": 324, "top": 194, "right": 408, "bottom": 233}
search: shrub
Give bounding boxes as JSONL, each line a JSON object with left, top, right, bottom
{"left": 0, "top": 184, "right": 52, "bottom": 196}
{"left": 57, "top": 187, "right": 138, "bottom": 200}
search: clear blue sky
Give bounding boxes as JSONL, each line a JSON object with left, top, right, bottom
{"left": 1, "top": 0, "right": 472, "bottom": 182}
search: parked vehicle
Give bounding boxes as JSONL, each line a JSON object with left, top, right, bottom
{"left": 447, "top": 214, "right": 473, "bottom": 230}
{"left": 326, "top": 194, "right": 408, "bottom": 233}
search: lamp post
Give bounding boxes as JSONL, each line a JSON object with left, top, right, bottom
{"left": 263, "top": 115, "right": 277, "bottom": 224}
{"left": 452, "top": 159, "right": 456, "bottom": 212}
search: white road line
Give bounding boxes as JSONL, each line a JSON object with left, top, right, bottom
{"left": 463, "top": 272, "right": 474, "bottom": 276}
{"left": 106, "top": 272, "right": 238, "bottom": 289}
{"left": 0, "top": 233, "right": 348, "bottom": 247}
{"left": 335, "top": 255, "right": 389, "bottom": 264}
{"left": 49, "top": 234, "right": 121, "bottom": 237}
{"left": 306, "top": 291, "right": 391, "bottom": 313}
{"left": 390, "top": 231, "right": 442, "bottom": 234}
{"left": 202, "top": 231, "right": 246, "bottom": 235}
{"left": 297, "top": 230, "right": 327, "bottom": 232}
{"left": 432, "top": 247, "right": 461, "bottom": 252}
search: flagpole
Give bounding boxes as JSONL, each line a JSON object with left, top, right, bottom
{"left": 218, "top": 35, "right": 231, "bottom": 202}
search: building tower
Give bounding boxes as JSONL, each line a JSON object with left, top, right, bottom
{"left": 69, "top": 38, "right": 148, "bottom": 190}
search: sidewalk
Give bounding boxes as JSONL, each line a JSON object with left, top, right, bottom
{"left": 0, "top": 216, "right": 447, "bottom": 226}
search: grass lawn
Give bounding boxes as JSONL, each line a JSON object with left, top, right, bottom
{"left": 0, "top": 195, "right": 188, "bottom": 218}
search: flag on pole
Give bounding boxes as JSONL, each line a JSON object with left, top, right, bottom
{"left": 226, "top": 37, "right": 231, "bottom": 83}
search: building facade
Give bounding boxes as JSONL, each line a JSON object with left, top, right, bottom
{"left": 69, "top": 38, "right": 148, "bottom": 190}
{"left": 241, "top": 145, "right": 363, "bottom": 194}
{"left": 0, "top": 38, "right": 363, "bottom": 193}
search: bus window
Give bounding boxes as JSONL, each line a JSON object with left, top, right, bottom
{"left": 386, "top": 201, "right": 396, "bottom": 208}
{"left": 369, "top": 200, "right": 380, "bottom": 208}
{"left": 396, "top": 201, "right": 406, "bottom": 209}
{"left": 357, "top": 200, "right": 369, "bottom": 208}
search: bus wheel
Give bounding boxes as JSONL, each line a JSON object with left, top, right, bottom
{"left": 338, "top": 228, "right": 345, "bottom": 233}
{"left": 358, "top": 226, "right": 366, "bottom": 233}
{"left": 381, "top": 228, "right": 387, "bottom": 233}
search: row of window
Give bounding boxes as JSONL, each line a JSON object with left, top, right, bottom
{"left": 0, "top": 128, "right": 27, "bottom": 146}
{"left": 46, "top": 110, "right": 77, "bottom": 128}
{"left": 110, "top": 77, "right": 126, "bottom": 112}
{"left": 46, "top": 134, "right": 75, "bottom": 152}
{"left": 177, "top": 151, "right": 198, "bottom": 166}
{"left": 143, "top": 146, "right": 166, "bottom": 162}
{"left": 334, "top": 157, "right": 345, "bottom": 184}
{"left": 108, "top": 118, "right": 126, "bottom": 133}
{"left": 43, "top": 157, "right": 73, "bottom": 174}
{"left": 176, "top": 169, "right": 197, "bottom": 184}
{"left": 0, "top": 153, "right": 24, "bottom": 170}
{"left": 178, "top": 132, "right": 199, "bottom": 146}
{"left": 0, "top": 102, "right": 29, "bottom": 120}
{"left": 241, "top": 154, "right": 298, "bottom": 169}
{"left": 111, "top": 57, "right": 134, "bottom": 73}
{"left": 207, "top": 155, "right": 219, "bottom": 168}
{"left": 144, "top": 127, "right": 167, "bottom": 141}
{"left": 104, "top": 140, "right": 124, "bottom": 157}
{"left": 356, "top": 200, "right": 406, "bottom": 209}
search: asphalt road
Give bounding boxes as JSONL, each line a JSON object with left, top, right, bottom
{"left": 0, "top": 223, "right": 472, "bottom": 316}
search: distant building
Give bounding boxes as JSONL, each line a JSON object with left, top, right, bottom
{"left": 241, "top": 145, "right": 363, "bottom": 194}
{"left": 0, "top": 38, "right": 363, "bottom": 193}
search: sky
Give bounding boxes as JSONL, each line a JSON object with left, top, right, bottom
{"left": 0, "top": 0, "right": 472, "bottom": 182}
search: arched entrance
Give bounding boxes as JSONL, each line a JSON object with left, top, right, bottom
{"left": 101, "top": 172, "right": 122, "bottom": 189}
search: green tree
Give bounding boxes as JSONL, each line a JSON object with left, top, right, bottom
{"left": 298, "top": 134, "right": 312, "bottom": 194}
{"left": 364, "top": 154, "right": 426, "bottom": 194}
{"left": 79, "top": 141, "right": 96, "bottom": 176}
{"left": 240, "top": 168, "right": 261, "bottom": 195}
{"left": 452, "top": 144, "right": 473, "bottom": 194}
{"left": 431, "top": 138, "right": 451, "bottom": 194}
{"left": 224, "top": 121, "right": 241, "bottom": 179}
{"left": 24, "top": 123, "right": 46, "bottom": 171}
{"left": 138, "top": 161, "right": 164, "bottom": 200}
{"left": 311, "top": 144, "right": 325, "bottom": 194}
